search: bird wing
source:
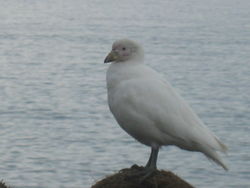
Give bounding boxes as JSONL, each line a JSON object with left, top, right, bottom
{"left": 109, "top": 69, "right": 226, "bottom": 153}
{"left": 107, "top": 64, "right": 228, "bottom": 170}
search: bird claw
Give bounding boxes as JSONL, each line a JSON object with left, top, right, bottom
{"left": 125, "top": 166, "right": 157, "bottom": 183}
{"left": 139, "top": 168, "right": 157, "bottom": 183}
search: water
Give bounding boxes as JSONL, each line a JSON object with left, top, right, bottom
{"left": 0, "top": 0, "right": 249, "bottom": 187}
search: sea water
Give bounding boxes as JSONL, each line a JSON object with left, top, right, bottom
{"left": 0, "top": 0, "right": 249, "bottom": 187}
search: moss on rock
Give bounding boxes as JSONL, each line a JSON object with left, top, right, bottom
{"left": 91, "top": 165, "right": 195, "bottom": 188}
{"left": 0, "top": 181, "right": 10, "bottom": 188}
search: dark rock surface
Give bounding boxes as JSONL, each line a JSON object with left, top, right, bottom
{"left": 0, "top": 181, "right": 9, "bottom": 188}
{"left": 91, "top": 165, "right": 195, "bottom": 188}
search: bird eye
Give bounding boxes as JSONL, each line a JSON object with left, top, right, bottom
{"left": 122, "top": 47, "right": 126, "bottom": 50}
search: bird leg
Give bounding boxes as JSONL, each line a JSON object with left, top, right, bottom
{"left": 126, "top": 147, "right": 159, "bottom": 183}
{"left": 145, "top": 147, "right": 156, "bottom": 168}
{"left": 139, "top": 147, "right": 159, "bottom": 182}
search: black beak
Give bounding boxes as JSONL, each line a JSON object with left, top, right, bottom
{"left": 104, "top": 51, "right": 116, "bottom": 63}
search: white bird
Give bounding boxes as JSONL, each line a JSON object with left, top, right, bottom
{"left": 104, "top": 39, "right": 228, "bottom": 180}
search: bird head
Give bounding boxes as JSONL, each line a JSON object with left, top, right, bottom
{"left": 104, "top": 39, "right": 144, "bottom": 63}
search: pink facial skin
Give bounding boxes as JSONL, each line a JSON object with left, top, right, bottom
{"left": 113, "top": 44, "right": 131, "bottom": 58}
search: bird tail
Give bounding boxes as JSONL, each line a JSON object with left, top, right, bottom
{"left": 203, "top": 148, "right": 229, "bottom": 171}
{"left": 214, "top": 136, "right": 228, "bottom": 153}
{"left": 197, "top": 128, "right": 228, "bottom": 170}
{"left": 201, "top": 134, "right": 229, "bottom": 171}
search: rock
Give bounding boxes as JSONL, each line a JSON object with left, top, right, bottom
{"left": 0, "top": 181, "right": 10, "bottom": 188}
{"left": 91, "top": 165, "right": 195, "bottom": 188}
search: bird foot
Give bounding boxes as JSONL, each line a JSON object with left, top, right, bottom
{"left": 125, "top": 165, "right": 157, "bottom": 183}
{"left": 139, "top": 168, "right": 157, "bottom": 183}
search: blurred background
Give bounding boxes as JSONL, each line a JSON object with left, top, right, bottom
{"left": 0, "top": 0, "right": 249, "bottom": 187}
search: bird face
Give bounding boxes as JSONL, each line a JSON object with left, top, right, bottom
{"left": 104, "top": 39, "right": 139, "bottom": 63}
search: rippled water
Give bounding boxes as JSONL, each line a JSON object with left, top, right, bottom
{"left": 0, "top": 0, "right": 249, "bottom": 187}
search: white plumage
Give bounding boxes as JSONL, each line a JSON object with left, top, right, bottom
{"left": 104, "top": 39, "right": 228, "bottom": 173}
